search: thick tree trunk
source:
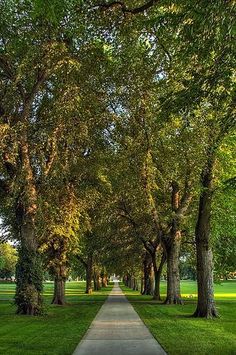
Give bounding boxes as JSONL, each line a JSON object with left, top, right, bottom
{"left": 15, "top": 138, "right": 43, "bottom": 315}
{"left": 51, "top": 266, "right": 66, "bottom": 305}
{"left": 152, "top": 252, "right": 166, "bottom": 301}
{"left": 194, "top": 154, "right": 218, "bottom": 318}
{"left": 164, "top": 232, "right": 183, "bottom": 304}
{"left": 86, "top": 255, "right": 93, "bottom": 294}
{"left": 164, "top": 182, "right": 183, "bottom": 305}
{"left": 52, "top": 278, "right": 66, "bottom": 305}
{"left": 152, "top": 259, "right": 160, "bottom": 300}
{"left": 194, "top": 243, "right": 217, "bottom": 317}
{"left": 15, "top": 232, "right": 43, "bottom": 315}
{"left": 101, "top": 269, "right": 108, "bottom": 287}
{"left": 93, "top": 270, "right": 101, "bottom": 291}
{"left": 127, "top": 274, "right": 132, "bottom": 288}
{"left": 102, "top": 276, "right": 108, "bottom": 288}
{"left": 142, "top": 252, "right": 153, "bottom": 295}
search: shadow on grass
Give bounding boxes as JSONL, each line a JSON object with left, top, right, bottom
{"left": 126, "top": 295, "right": 197, "bottom": 306}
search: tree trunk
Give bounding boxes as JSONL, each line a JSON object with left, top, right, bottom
{"left": 123, "top": 276, "right": 127, "bottom": 286}
{"left": 140, "top": 276, "right": 144, "bottom": 294}
{"left": 127, "top": 274, "right": 132, "bottom": 288}
{"left": 102, "top": 276, "right": 108, "bottom": 288}
{"left": 152, "top": 252, "right": 166, "bottom": 301}
{"left": 164, "top": 232, "right": 183, "bottom": 304}
{"left": 133, "top": 278, "right": 136, "bottom": 290}
{"left": 97, "top": 274, "right": 101, "bottom": 290}
{"left": 52, "top": 278, "right": 66, "bottom": 305}
{"left": 15, "top": 139, "right": 43, "bottom": 315}
{"left": 93, "top": 269, "right": 101, "bottom": 291}
{"left": 194, "top": 243, "right": 217, "bottom": 318}
{"left": 133, "top": 278, "right": 138, "bottom": 291}
{"left": 164, "top": 181, "right": 183, "bottom": 305}
{"left": 142, "top": 252, "right": 153, "bottom": 295}
{"left": 194, "top": 154, "right": 218, "bottom": 318}
{"left": 101, "top": 269, "right": 108, "bottom": 287}
{"left": 15, "top": 214, "right": 43, "bottom": 315}
{"left": 130, "top": 276, "right": 134, "bottom": 289}
{"left": 86, "top": 255, "right": 93, "bottom": 294}
{"left": 93, "top": 274, "right": 97, "bottom": 290}
{"left": 51, "top": 266, "right": 66, "bottom": 305}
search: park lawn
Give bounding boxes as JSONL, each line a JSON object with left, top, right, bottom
{"left": 122, "top": 280, "right": 236, "bottom": 355}
{"left": 0, "top": 281, "right": 112, "bottom": 355}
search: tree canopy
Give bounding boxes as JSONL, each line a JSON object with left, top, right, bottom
{"left": 0, "top": 0, "right": 235, "bottom": 317}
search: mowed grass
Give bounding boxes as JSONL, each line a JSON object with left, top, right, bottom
{"left": 0, "top": 281, "right": 112, "bottom": 355}
{"left": 121, "top": 280, "right": 236, "bottom": 355}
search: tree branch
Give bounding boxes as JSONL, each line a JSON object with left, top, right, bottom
{"left": 176, "top": 167, "right": 192, "bottom": 217}
{"left": 2, "top": 152, "right": 17, "bottom": 179}
{"left": 0, "top": 55, "right": 14, "bottom": 79}
{"left": 76, "top": 254, "right": 88, "bottom": 268}
{"left": 117, "top": 202, "right": 156, "bottom": 254}
{"left": 43, "top": 125, "right": 63, "bottom": 176}
{"left": 97, "top": 0, "right": 159, "bottom": 14}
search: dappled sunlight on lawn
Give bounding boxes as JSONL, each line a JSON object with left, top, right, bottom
{"left": 0, "top": 281, "right": 113, "bottom": 302}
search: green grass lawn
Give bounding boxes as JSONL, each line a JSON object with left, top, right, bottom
{"left": 0, "top": 281, "right": 112, "bottom": 355}
{"left": 121, "top": 280, "right": 236, "bottom": 355}
{"left": 1, "top": 280, "right": 235, "bottom": 355}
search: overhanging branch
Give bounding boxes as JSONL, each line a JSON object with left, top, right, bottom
{"left": 97, "top": 0, "right": 159, "bottom": 14}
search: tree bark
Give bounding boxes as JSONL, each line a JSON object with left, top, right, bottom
{"left": 152, "top": 252, "right": 166, "bottom": 301}
{"left": 140, "top": 276, "right": 144, "bottom": 294}
{"left": 194, "top": 154, "right": 218, "bottom": 318}
{"left": 2, "top": 69, "right": 47, "bottom": 315}
{"left": 101, "top": 269, "right": 108, "bottom": 287}
{"left": 15, "top": 240, "right": 43, "bottom": 315}
{"left": 142, "top": 252, "right": 153, "bottom": 295}
{"left": 133, "top": 278, "right": 139, "bottom": 291}
{"left": 93, "top": 269, "right": 101, "bottom": 291}
{"left": 51, "top": 266, "right": 66, "bottom": 305}
{"left": 164, "top": 181, "right": 183, "bottom": 305}
{"left": 127, "top": 274, "right": 132, "bottom": 288}
{"left": 130, "top": 276, "right": 134, "bottom": 289}
{"left": 123, "top": 275, "right": 127, "bottom": 286}
{"left": 86, "top": 255, "right": 93, "bottom": 294}
{"left": 102, "top": 276, "right": 108, "bottom": 287}
{"left": 15, "top": 138, "right": 43, "bottom": 315}
{"left": 164, "top": 232, "right": 183, "bottom": 304}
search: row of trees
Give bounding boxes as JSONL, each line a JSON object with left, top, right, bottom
{"left": 0, "top": 0, "right": 235, "bottom": 317}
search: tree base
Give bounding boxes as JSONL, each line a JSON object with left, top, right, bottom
{"left": 164, "top": 297, "right": 184, "bottom": 305}
{"left": 51, "top": 298, "right": 66, "bottom": 306}
{"left": 193, "top": 306, "right": 218, "bottom": 318}
{"left": 153, "top": 295, "right": 162, "bottom": 301}
{"left": 15, "top": 249, "right": 43, "bottom": 316}
{"left": 142, "top": 291, "right": 152, "bottom": 296}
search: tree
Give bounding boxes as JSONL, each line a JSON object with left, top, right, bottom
{"left": 0, "top": 0, "right": 85, "bottom": 314}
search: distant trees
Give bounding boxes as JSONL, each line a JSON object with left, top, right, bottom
{"left": 0, "top": 243, "right": 17, "bottom": 279}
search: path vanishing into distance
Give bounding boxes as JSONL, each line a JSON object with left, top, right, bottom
{"left": 73, "top": 282, "right": 166, "bottom": 355}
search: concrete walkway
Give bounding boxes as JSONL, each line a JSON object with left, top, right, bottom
{"left": 73, "top": 282, "right": 166, "bottom": 355}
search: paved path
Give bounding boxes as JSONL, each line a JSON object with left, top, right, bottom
{"left": 73, "top": 282, "right": 166, "bottom": 355}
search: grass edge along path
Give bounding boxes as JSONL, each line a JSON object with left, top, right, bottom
{"left": 0, "top": 281, "right": 112, "bottom": 355}
{"left": 121, "top": 280, "right": 236, "bottom": 355}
